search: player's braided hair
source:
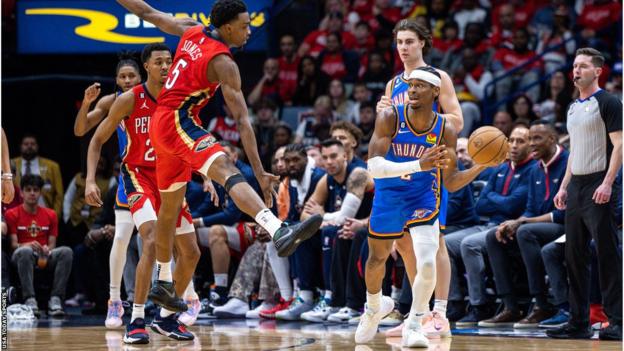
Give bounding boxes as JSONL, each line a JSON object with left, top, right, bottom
{"left": 211, "top": 0, "right": 247, "bottom": 28}
{"left": 116, "top": 51, "right": 140, "bottom": 75}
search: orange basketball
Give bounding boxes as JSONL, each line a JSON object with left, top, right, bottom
{"left": 468, "top": 126, "right": 509, "bottom": 165}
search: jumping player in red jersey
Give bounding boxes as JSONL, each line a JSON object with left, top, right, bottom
{"left": 116, "top": 0, "right": 323, "bottom": 310}
{"left": 86, "top": 44, "right": 198, "bottom": 344}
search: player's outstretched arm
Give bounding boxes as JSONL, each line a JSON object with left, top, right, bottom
{"left": 213, "top": 55, "right": 279, "bottom": 206}
{"left": 116, "top": 0, "right": 198, "bottom": 36}
{"left": 85, "top": 92, "right": 134, "bottom": 207}
{"left": 74, "top": 84, "right": 113, "bottom": 136}
{"left": 441, "top": 122, "right": 499, "bottom": 192}
{"left": 368, "top": 108, "right": 448, "bottom": 178}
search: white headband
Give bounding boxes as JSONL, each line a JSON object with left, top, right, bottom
{"left": 407, "top": 69, "right": 441, "bottom": 87}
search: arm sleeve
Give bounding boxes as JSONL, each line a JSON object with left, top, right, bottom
{"left": 367, "top": 156, "right": 422, "bottom": 178}
{"left": 322, "top": 192, "right": 362, "bottom": 225}
{"left": 598, "top": 92, "right": 623, "bottom": 133}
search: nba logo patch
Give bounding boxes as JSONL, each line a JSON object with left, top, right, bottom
{"left": 426, "top": 133, "right": 437, "bottom": 144}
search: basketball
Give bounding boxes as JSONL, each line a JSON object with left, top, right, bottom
{"left": 468, "top": 126, "right": 509, "bottom": 165}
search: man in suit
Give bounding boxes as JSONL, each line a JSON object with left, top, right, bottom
{"left": 12, "top": 134, "right": 63, "bottom": 218}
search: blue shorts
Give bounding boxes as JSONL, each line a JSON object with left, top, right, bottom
{"left": 114, "top": 174, "right": 129, "bottom": 210}
{"left": 369, "top": 188, "right": 440, "bottom": 240}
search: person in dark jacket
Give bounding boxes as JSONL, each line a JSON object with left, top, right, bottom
{"left": 481, "top": 120, "right": 569, "bottom": 328}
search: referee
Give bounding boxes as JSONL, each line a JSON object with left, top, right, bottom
{"left": 547, "top": 48, "right": 622, "bottom": 340}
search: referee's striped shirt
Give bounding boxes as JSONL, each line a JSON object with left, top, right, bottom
{"left": 566, "top": 89, "right": 622, "bottom": 175}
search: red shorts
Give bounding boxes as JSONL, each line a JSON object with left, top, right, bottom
{"left": 150, "top": 108, "right": 225, "bottom": 191}
{"left": 121, "top": 163, "right": 193, "bottom": 233}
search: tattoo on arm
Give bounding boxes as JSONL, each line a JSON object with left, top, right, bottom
{"left": 347, "top": 169, "right": 369, "bottom": 198}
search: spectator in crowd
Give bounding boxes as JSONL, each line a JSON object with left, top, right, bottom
{"left": 357, "top": 102, "right": 375, "bottom": 158}
{"left": 306, "top": 145, "right": 322, "bottom": 170}
{"left": 207, "top": 105, "right": 241, "bottom": 146}
{"left": 369, "top": 0, "right": 402, "bottom": 33}
{"left": 328, "top": 79, "right": 356, "bottom": 121}
{"left": 482, "top": 121, "right": 568, "bottom": 328}
{"left": 453, "top": 0, "right": 487, "bottom": 39}
{"left": 247, "top": 58, "right": 281, "bottom": 107}
{"left": 446, "top": 126, "right": 534, "bottom": 324}
{"left": 577, "top": 0, "right": 622, "bottom": 51}
{"left": 318, "top": 32, "right": 360, "bottom": 83}
{"left": 330, "top": 120, "right": 366, "bottom": 168}
{"left": 361, "top": 51, "right": 393, "bottom": 100}
{"left": 253, "top": 99, "right": 279, "bottom": 171}
{"left": 277, "top": 34, "right": 300, "bottom": 106}
{"left": 296, "top": 139, "right": 373, "bottom": 322}
{"left": 490, "top": 4, "right": 516, "bottom": 49}
{"left": 6, "top": 174, "right": 72, "bottom": 317}
{"left": 606, "top": 61, "right": 623, "bottom": 100}
{"left": 535, "top": 6, "right": 576, "bottom": 75}
{"left": 298, "top": 11, "right": 356, "bottom": 58}
{"left": 12, "top": 134, "right": 64, "bottom": 218}
{"left": 453, "top": 47, "right": 494, "bottom": 137}
{"left": 505, "top": 0, "right": 536, "bottom": 29}
{"left": 260, "top": 144, "right": 325, "bottom": 319}
{"left": 349, "top": 82, "right": 372, "bottom": 124}
{"left": 534, "top": 70, "right": 573, "bottom": 124}
{"left": 493, "top": 111, "right": 514, "bottom": 137}
{"left": 273, "top": 123, "right": 293, "bottom": 151}
{"left": 426, "top": 0, "right": 452, "bottom": 40}
{"left": 353, "top": 21, "right": 375, "bottom": 58}
{"left": 508, "top": 94, "right": 539, "bottom": 126}
{"left": 492, "top": 28, "right": 543, "bottom": 103}
{"left": 446, "top": 22, "right": 493, "bottom": 71}
{"left": 193, "top": 142, "right": 262, "bottom": 309}
{"left": 63, "top": 158, "right": 115, "bottom": 247}
{"left": 530, "top": 0, "right": 575, "bottom": 35}
{"left": 430, "top": 20, "right": 462, "bottom": 68}
{"left": 293, "top": 56, "right": 330, "bottom": 106}
{"left": 295, "top": 95, "right": 334, "bottom": 147}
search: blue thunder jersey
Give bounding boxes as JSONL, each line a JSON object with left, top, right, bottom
{"left": 389, "top": 71, "right": 448, "bottom": 229}
{"left": 114, "top": 91, "right": 129, "bottom": 209}
{"left": 369, "top": 104, "right": 446, "bottom": 238}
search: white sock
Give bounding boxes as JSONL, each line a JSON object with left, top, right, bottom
{"left": 184, "top": 280, "right": 199, "bottom": 300}
{"left": 254, "top": 209, "right": 283, "bottom": 237}
{"left": 391, "top": 285, "right": 401, "bottom": 302}
{"left": 434, "top": 299, "right": 447, "bottom": 316}
{"left": 366, "top": 291, "right": 381, "bottom": 312}
{"left": 265, "top": 243, "right": 293, "bottom": 299}
{"left": 131, "top": 304, "right": 144, "bottom": 322}
{"left": 157, "top": 260, "right": 172, "bottom": 282}
{"left": 324, "top": 290, "right": 332, "bottom": 300}
{"left": 300, "top": 290, "right": 314, "bottom": 303}
{"left": 160, "top": 308, "right": 175, "bottom": 318}
{"left": 215, "top": 274, "right": 228, "bottom": 288}
{"left": 407, "top": 312, "right": 426, "bottom": 330}
{"left": 109, "top": 211, "right": 134, "bottom": 302}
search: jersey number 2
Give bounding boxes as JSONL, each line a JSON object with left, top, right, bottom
{"left": 144, "top": 139, "right": 155, "bottom": 162}
{"left": 165, "top": 59, "right": 188, "bottom": 89}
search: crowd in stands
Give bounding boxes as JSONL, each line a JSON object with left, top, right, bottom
{"left": 1, "top": 0, "right": 622, "bottom": 337}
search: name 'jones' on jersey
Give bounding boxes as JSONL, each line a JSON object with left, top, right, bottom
{"left": 122, "top": 83, "right": 157, "bottom": 168}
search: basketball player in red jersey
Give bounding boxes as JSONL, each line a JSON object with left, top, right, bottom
{"left": 86, "top": 44, "right": 197, "bottom": 344}
{"left": 116, "top": 0, "right": 323, "bottom": 310}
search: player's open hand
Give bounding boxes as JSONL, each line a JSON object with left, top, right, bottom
{"left": 85, "top": 181, "right": 103, "bottom": 207}
{"left": 257, "top": 171, "right": 280, "bottom": 208}
{"left": 202, "top": 175, "right": 219, "bottom": 206}
{"left": 420, "top": 145, "right": 450, "bottom": 170}
{"left": 83, "top": 83, "right": 101, "bottom": 105}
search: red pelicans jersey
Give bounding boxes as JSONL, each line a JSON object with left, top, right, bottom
{"left": 123, "top": 84, "right": 157, "bottom": 168}
{"left": 157, "top": 25, "right": 232, "bottom": 123}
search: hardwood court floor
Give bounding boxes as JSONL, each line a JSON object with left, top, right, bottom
{"left": 6, "top": 317, "right": 622, "bottom": 351}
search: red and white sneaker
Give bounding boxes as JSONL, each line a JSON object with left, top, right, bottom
{"left": 259, "top": 297, "right": 292, "bottom": 319}
{"left": 422, "top": 311, "right": 452, "bottom": 338}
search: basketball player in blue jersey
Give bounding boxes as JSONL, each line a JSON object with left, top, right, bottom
{"left": 377, "top": 19, "right": 464, "bottom": 338}
{"left": 74, "top": 57, "right": 142, "bottom": 328}
{"left": 355, "top": 67, "right": 503, "bottom": 347}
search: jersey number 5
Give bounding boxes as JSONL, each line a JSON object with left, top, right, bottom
{"left": 165, "top": 59, "right": 188, "bottom": 89}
